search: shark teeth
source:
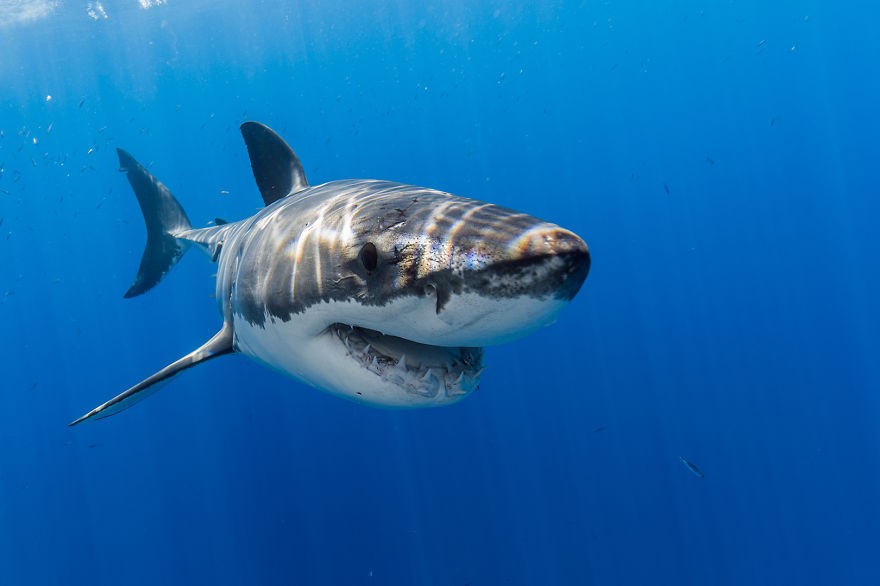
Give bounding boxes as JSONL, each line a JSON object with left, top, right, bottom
{"left": 328, "top": 323, "right": 484, "bottom": 399}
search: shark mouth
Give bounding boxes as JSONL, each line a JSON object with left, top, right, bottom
{"left": 327, "top": 323, "right": 484, "bottom": 399}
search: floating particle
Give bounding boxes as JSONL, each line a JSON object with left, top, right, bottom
{"left": 679, "top": 456, "right": 704, "bottom": 478}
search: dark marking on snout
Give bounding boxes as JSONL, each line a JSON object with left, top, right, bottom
{"left": 433, "top": 279, "right": 455, "bottom": 313}
{"left": 465, "top": 249, "right": 589, "bottom": 302}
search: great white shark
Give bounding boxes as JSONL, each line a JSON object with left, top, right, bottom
{"left": 70, "top": 122, "right": 590, "bottom": 425}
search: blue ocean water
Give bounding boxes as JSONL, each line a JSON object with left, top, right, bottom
{"left": 2, "top": 1, "right": 879, "bottom": 584}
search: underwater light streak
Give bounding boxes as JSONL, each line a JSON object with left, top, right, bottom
{"left": 0, "top": 0, "right": 59, "bottom": 27}
{"left": 138, "top": 0, "right": 167, "bottom": 9}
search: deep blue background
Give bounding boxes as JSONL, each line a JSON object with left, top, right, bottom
{"left": 2, "top": 1, "right": 879, "bottom": 584}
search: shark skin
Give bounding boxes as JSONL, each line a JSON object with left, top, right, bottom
{"left": 70, "top": 122, "right": 590, "bottom": 425}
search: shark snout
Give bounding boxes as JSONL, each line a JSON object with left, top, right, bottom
{"left": 547, "top": 228, "right": 589, "bottom": 258}
{"left": 543, "top": 228, "right": 590, "bottom": 301}
{"left": 512, "top": 226, "right": 588, "bottom": 259}
{"left": 416, "top": 225, "right": 589, "bottom": 347}
{"left": 505, "top": 226, "right": 590, "bottom": 301}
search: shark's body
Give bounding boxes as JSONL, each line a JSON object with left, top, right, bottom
{"left": 70, "top": 122, "right": 590, "bottom": 425}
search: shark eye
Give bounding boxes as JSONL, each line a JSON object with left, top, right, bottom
{"left": 359, "top": 242, "right": 378, "bottom": 272}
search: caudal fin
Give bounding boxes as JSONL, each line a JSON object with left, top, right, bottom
{"left": 117, "top": 148, "right": 192, "bottom": 298}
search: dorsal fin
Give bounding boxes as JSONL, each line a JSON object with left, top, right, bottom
{"left": 240, "top": 121, "right": 308, "bottom": 205}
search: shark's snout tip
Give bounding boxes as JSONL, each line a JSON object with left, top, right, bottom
{"left": 546, "top": 230, "right": 590, "bottom": 300}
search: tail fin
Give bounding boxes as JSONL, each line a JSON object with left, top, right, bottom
{"left": 117, "top": 148, "right": 192, "bottom": 298}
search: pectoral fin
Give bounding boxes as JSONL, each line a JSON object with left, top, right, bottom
{"left": 69, "top": 326, "right": 234, "bottom": 426}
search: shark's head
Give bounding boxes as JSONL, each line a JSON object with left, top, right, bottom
{"left": 230, "top": 180, "right": 589, "bottom": 408}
